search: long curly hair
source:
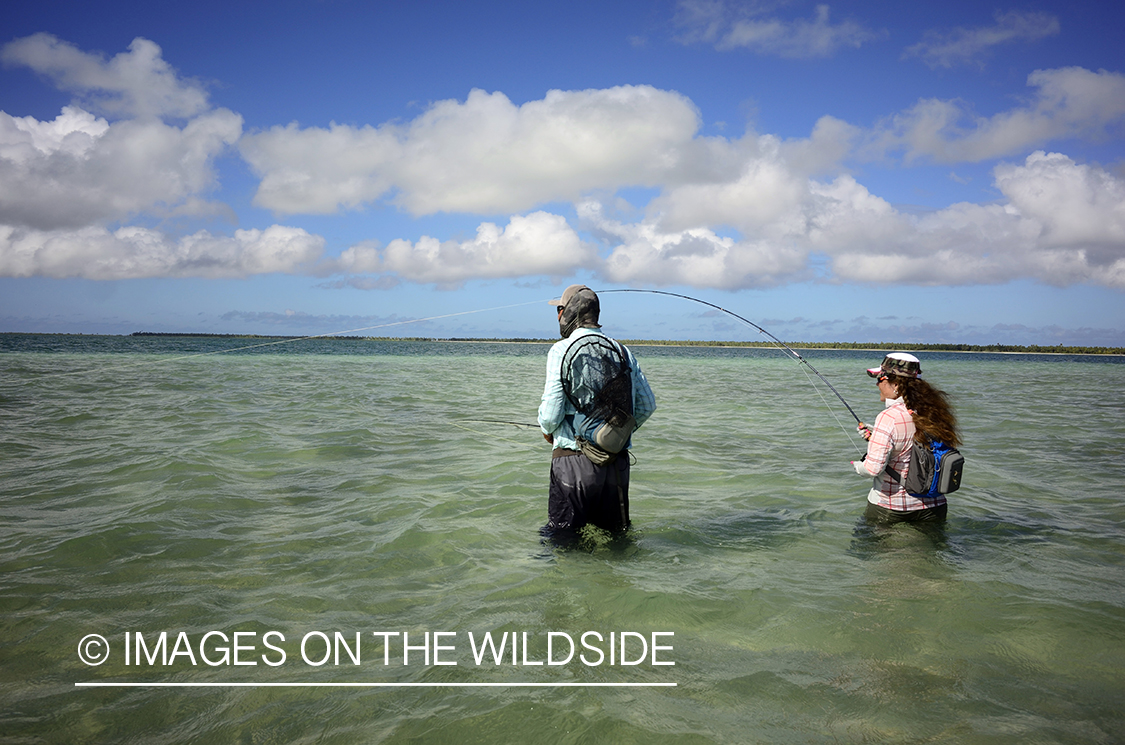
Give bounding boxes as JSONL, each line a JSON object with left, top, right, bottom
{"left": 890, "top": 376, "right": 961, "bottom": 447}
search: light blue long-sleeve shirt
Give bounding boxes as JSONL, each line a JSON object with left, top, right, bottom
{"left": 537, "top": 327, "right": 656, "bottom": 451}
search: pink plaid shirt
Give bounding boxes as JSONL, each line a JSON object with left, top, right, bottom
{"left": 859, "top": 398, "right": 946, "bottom": 511}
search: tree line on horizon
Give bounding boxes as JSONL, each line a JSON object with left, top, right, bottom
{"left": 126, "top": 331, "right": 1123, "bottom": 355}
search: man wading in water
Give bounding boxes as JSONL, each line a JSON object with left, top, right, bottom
{"left": 537, "top": 285, "right": 656, "bottom": 544}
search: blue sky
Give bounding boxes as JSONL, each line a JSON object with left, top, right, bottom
{"left": 2, "top": 0, "right": 1123, "bottom": 345}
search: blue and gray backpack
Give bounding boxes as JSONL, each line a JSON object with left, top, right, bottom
{"left": 887, "top": 438, "right": 965, "bottom": 498}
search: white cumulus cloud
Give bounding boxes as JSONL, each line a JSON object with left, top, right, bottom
{"left": 241, "top": 86, "right": 704, "bottom": 216}
{"left": 996, "top": 151, "right": 1125, "bottom": 266}
{"left": 327, "top": 211, "right": 596, "bottom": 287}
{"left": 0, "top": 106, "right": 242, "bottom": 230}
{"left": 817, "top": 154, "right": 1125, "bottom": 289}
{"left": 865, "top": 67, "right": 1125, "bottom": 163}
{"left": 646, "top": 134, "right": 815, "bottom": 236}
{"left": 1, "top": 34, "right": 211, "bottom": 118}
{"left": 0, "top": 105, "right": 109, "bottom": 160}
{"left": 592, "top": 212, "right": 811, "bottom": 289}
{"left": 0, "top": 224, "right": 324, "bottom": 280}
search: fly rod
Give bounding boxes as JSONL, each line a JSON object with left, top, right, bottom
{"left": 598, "top": 288, "right": 863, "bottom": 425}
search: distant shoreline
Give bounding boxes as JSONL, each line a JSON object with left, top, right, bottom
{"left": 8, "top": 331, "right": 1121, "bottom": 356}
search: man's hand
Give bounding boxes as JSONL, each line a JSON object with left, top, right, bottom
{"left": 543, "top": 433, "right": 554, "bottom": 444}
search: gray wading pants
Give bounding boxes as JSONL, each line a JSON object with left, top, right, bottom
{"left": 544, "top": 449, "right": 630, "bottom": 537}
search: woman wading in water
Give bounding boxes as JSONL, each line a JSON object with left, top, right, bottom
{"left": 852, "top": 353, "right": 961, "bottom": 523}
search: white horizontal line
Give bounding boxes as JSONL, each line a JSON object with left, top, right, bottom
{"left": 76, "top": 682, "right": 676, "bottom": 688}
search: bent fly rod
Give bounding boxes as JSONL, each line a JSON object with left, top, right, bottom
{"left": 598, "top": 288, "right": 863, "bottom": 426}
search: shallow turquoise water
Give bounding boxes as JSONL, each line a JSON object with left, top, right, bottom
{"left": 1, "top": 335, "right": 1123, "bottom": 743}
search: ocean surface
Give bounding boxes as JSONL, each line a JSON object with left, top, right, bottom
{"left": 2, "top": 334, "right": 1123, "bottom": 744}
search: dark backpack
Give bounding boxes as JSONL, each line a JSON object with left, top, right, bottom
{"left": 561, "top": 335, "right": 635, "bottom": 455}
{"left": 886, "top": 439, "right": 964, "bottom": 498}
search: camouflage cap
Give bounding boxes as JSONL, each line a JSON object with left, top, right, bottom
{"left": 549, "top": 284, "right": 595, "bottom": 307}
{"left": 866, "top": 352, "right": 922, "bottom": 378}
